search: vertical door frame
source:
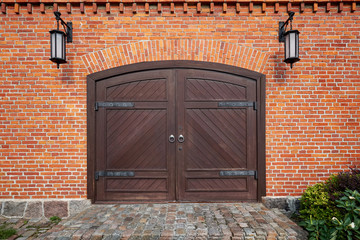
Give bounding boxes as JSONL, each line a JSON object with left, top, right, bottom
{"left": 87, "top": 60, "right": 266, "bottom": 202}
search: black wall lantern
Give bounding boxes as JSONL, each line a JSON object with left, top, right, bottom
{"left": 50, "top": 12, "right": 73, "bottom": 68}
{"left": 279, "top": 11, "right": 300, "bottom": 69}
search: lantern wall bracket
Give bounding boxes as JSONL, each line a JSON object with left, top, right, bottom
{"left": 279, "top": 11, "right": 295, "bottom": 42}
{"left": 54, "top": 11, "right": 72, "bottom": 43}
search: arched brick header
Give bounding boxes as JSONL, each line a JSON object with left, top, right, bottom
{"left": 81, "top": 40, "right": 270, "bottom": 74}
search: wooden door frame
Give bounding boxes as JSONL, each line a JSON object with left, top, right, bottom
{"left": 87, "top": 60, "right": 266, "bottom": 202}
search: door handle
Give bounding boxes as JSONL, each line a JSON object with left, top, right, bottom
{"left": 178, "top": 135, "right": 184, "bottom": 143}
{"left": 169, "top": 135, "right": 175, "bottom": 143}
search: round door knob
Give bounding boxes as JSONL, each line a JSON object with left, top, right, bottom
{"left": 178, "top": 135, "right": 184, "bottom": 143}
{"left": 169, "top": 135, "right": 175, "bottom": 143}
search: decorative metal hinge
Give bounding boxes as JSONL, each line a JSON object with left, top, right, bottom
{"left": 95, "top": 102, "right": 134, "bottom": 111}
{"left": 95, "top": 171, "right": 135, "bottom": 181}
{"left": 219, "top": 170, "right": 258, "bottom": 180}
{"left": 218, "top": 102, "right": 257, "bottom": 111}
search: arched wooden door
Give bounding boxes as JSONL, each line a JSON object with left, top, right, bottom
{"left": 87, "top": 61, "right": 265, "bottom": 202}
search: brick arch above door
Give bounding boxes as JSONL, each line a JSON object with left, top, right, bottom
{"left": 81, "top": 39, "right": 270, "bottom": 74}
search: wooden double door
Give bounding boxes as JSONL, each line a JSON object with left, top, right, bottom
{"left": 87, "top": 61, "right": 265, "bottom": 202}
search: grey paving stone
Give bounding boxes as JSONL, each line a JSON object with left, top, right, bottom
{"left": 44, "top": 201, "right": 68, "bottom": 218}
{"left": 69, "top": 199, "right": 91, "bottom": 216}
{"left": 21, "top": 229, "right": 37, "bottom": 237}
{"left": 2, "top": 201, "right": 26, "bottom": 217}
{"left": 24, "top": 201, "right": 43, "bottom": 219}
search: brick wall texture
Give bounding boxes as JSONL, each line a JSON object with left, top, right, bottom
{"left": 1, "top": 0, "right": 359, "bottom": 199}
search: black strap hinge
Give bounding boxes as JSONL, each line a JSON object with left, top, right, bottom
{"left": 219, "top": 170, "right": 258, "bottom": 180}
{"left": 218, "top": 102, "right": 257, "bottom": 111}
{"left": 95, "top": 102, "right": 134, "bottom": 111}
{"left": 95, "top": 171, "right": 135, "bottom": 181}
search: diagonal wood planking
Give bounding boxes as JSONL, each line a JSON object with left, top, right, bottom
{"left": 187, "top": 178, "right": 247, "bottom": 192}
{"left": 186, "top": 109, "right": 248, "bottom": 169}
{"left": 186, "top": 78, "right": 247, "bottom": 101}
{"left": 107, "top": 178, "right": 167, "bottom": 192}
{"left": 106, "top": 110, "right": 167, "bottom": 169}
{"left": 107, "top": 79, "right": 167, "bottom": 101}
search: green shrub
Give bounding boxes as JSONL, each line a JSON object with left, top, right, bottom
{"left": 326, "top": 168, "right": 360, "bottom": 202}
{"left": 299, "top": 216, "right": 331, "bottom": 240}
{"left": 299, "top": 183, "right": 341, "bottom": 223}
{"left": 330, "top": 189, "right": 360, "bottom": 240}
{"left": 299, "top": 168, "right": 360, "bottom": 240}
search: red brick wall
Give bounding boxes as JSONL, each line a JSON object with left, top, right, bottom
{"left": 1, "top": 0, "right": 359, "bottom": 199}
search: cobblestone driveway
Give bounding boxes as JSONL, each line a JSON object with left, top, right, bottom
{"left": 37, "top": 203, "right": 307, "bottom": 239}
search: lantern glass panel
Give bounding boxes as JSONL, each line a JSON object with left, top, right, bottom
{"left": 63, "top": 34, "right": 66, "bottom": 59}
{"left": 290, "top": 32, "right": 296, "bottom": 58}
{"left": 56, "top": 32, "right": 63, "bottom": 59}
{"left": 51, "top": 32, "right": 56, "bottom": 58}
{"left": 285, "top": 33, "right": 290, "bottom": 59}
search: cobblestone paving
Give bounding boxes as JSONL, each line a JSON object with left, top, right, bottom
{"left": 37, "top": 203, "right": 307, "bottom": 240}
{"left": 0, "top": 217, "right": 59, "bottom": 239}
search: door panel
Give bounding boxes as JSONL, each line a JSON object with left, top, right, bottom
{"left": 106, "top": 178, "right": 168, "bottom": 192}
{"left": 185, "top": 109, "right": 248, "bottom": 169}
{"left": 177, "top": 69, "right": 258, "bottom": 201}
{"left": 106, "top": 109, "right": 167, "bottom": 170}
{"left": 185, "top": 78, "right": 247, "bottom": 101}
{"left": 107, "top": 79, "right": 167, "bottom": 101}
{"left": 186, "top": 178, "right": 247, "bottom": 192}
{"left": 95, "top": 70, "right": 176, "bottom": 201}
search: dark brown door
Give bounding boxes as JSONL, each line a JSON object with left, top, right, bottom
{"left": 94, "top": 70, "right": 176, "bottom": 201}
{"left": 88, "top": 61, "right": 265, "bottom": 202}
{"left": 176, "top": 69, "right": 258, "bottom": 201}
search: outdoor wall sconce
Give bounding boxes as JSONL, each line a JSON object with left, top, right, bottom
{"left": 49, "top": 11, "right": 73, "bottom": 68}
{"left": 279, "top": 11, "right": 300, "bottom": 69}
